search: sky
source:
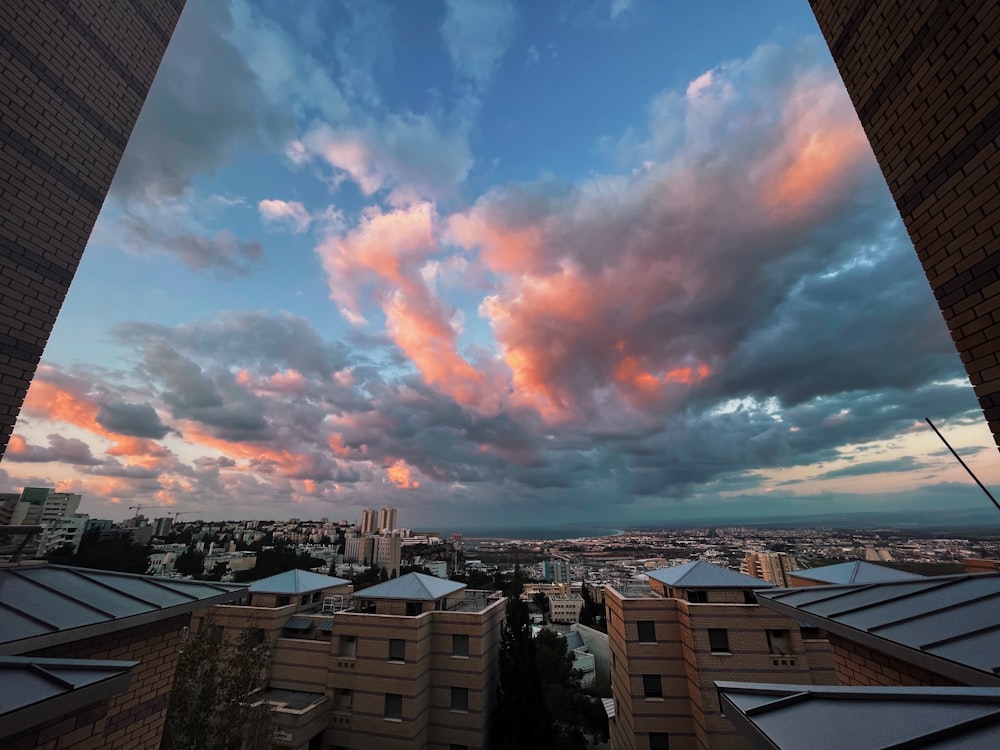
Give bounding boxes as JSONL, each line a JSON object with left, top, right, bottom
{"left": 2, "top": 0, "right": 998, "bottom": 530}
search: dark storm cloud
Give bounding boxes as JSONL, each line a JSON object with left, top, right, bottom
{"left": 118, "top": 213, "right": 265, "bottom": 278}
{"left": 95, "top": 401, "right": 173, "bottom": 439}
{"left": 6, "top": 435, "right": 103, "bottom": 466}
{"left": 112, "top": 0, "right": 293, "bottom": 203}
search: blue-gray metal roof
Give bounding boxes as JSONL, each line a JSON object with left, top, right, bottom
{"left": 355, "top": 572, "right": 464, "bottom": 600}
{"left": 791, "top": 561, "right": 921, "bottom": 585}
{"left": 565, "top": 631, "right": 585, "bottom": 651}
{"left": 248, "top": 569, "right": 350, "bottom": 595}
{"left": 716, "top": 681, "right": 1000, "bottom": 750}
{"left": 757, "top": 573, "right": 1000, "bottom": 686}
{"left": 648, "top": 561, "right": 774, "bottom": 589}
{"left": 0, "top": 564, "right": 247, "bottom": 654}
{"left": 0, "top": 656, "right": 137, "bottom": 739}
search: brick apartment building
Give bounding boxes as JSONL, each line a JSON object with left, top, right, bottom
{"left": 0, "top": 0, "right": 186, "bottom": 458}
{"left": 808, "top": 0, "right": 1000, "bottom": 449}
{"left": 605, "top": 561, "right": 837, "bottom": 750}
{"left": 201, "top": 570, "right": 506, "bottom": 750}
{"left": 716, "top": 572, "right": 1000, "bottom": 748}
{"left": 0, "top": 561, "right": 245, "bottom": 749}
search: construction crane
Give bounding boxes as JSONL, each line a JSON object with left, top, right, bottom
{"left": 128, "top": 504, "right": 143, "bottom": 521}
{"left": 171, "top": 511, "right": 189, "bottom": 523}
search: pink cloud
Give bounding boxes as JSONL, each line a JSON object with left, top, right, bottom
{"left": 258, "top": 199, "right": 312, "bottom": 232}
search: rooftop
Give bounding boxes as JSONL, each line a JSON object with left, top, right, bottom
{"left": 648, "top": 560, "right": 774, "bottom": 589}
{"left": 0, "top": 656, "right": 137, "bottom": 740}
{"left": 354, "top": 572, "right": 465, "bottom": 601}
{"left": 791, "top": 561, "right": 922, "bottom": 585}
{"left": 757, "top": 573, "right": 1000, "bottom": 686}
{"left": 716, "top": 681, "right": 1000, "bottom": 750}
{"left": 248, "top": 569, "right": 350, "bottom": 595}
{"left": 0, "top": 563, "right": 247, "bottom": 654}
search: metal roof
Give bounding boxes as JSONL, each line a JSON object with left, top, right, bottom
{"left": 791, "top": 561, "right": 921, "bottom": 585}
{"left": 283, "top": 617, "right": 313, "bottom": 631}
{"left": 565, "top": 631, "right": 585, "bottom": 651}
{"left": 0, "top": 564, "right": 247, "bottom": 655}
{"left": 0, "top": 656, "right": 137, "bottom": 739}
{"left": 248, "top": 569, "right": 350, "bottom": 595}
{"left": 757, "top": 573, "right": 1000, "bottom": 686}
{"left": 355, "top": 572, "right": 465, "bottom": 601}
{"left": 648, "top": 561, "right": 774, "bottom": 589}
{"left": 716, "top": 681, "right": 1000, "bottom": 750}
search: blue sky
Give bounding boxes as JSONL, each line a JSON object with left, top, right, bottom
{"left": 3, "top": 0, "right": 997, "bottom": 530}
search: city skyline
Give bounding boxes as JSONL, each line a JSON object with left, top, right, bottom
{"left": 2, "top": 0, "right": 998, "bottom": 528}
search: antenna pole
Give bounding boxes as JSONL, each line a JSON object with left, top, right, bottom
{"left": 925, "top": 417, "right": 1000, "bottom": 514}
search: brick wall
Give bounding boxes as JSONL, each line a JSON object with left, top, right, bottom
{"left": 809, "top": 0, "right": 1000, "bottom": 447}
{"left": 4, "top": 700, "right": 112, "bottom": 750}
{"left": 829, "top": 634, "right": 961, "bottom": 687}
{"left": 27, "top": 614, "right": 189, "bottom": 750}
{"left": 0, "top": 0, "right": 185, "bottom": 457}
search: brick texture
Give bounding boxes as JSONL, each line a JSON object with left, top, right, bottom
{"left": 27, "top": 614, "right": 189, "bottom": 750}
{"left": 828, "top": 634, "right": 962, "bottom": 687}
{"left": 810, "top": 0, "right": 1000, "bottom": 448}
{"left": 0, "top": 0, "right": 185, "bottom": 457}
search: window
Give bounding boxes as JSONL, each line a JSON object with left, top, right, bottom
{"left": 276, "top": 595, "right": 290, "bottom": 606}
{"left": 384, "top": 693, "right": 402, "bottom": 720}
{"left": 338, "top": 634, "right": 357, "bottom": 659}
{"left": 767, "top": 629, "right": 791, "bottom": 655}
{"left": 800, "top": 626, "right": 822, "bottom": 639}
{"left": 642, "top": 674, "right": 662, "bottom": 699}
{"left": 743, "top": 591, "right": 757, "bottom": 604}
{"left": 405, "top": 601, "right": 423, "bottom": 616}
{"left": 708, "top": 628, "right": 730, "bottom": 653}
{"left": 452, "top": 633, "right": 469, "bottom": 657}
{"left": 388, "top": 638, "right": 405, "bottom": 662}
{"left": 637, "top": 620, "right": 656, "bottom": 643}
{"left": 649, "top": 732, "right": 670, "bottom": 750}
{"left": 687, "top": 590, "right": 708, "bottom": 603}
{"left": 451, "top": 686, "right": 469, "bottom": 712}
{"left": 333, "top": 688, "right": 352, "bottom": 713}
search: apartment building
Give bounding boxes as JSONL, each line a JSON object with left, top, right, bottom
{"left": 739, "top": 552, "right": 800, "bottom": 587}
{"left": 549, "top": 592, "right": 585, "bottom": 624}
{"left": 718, "top": 573, "right": 1000, "bottom": 748}
{"left": 205, "top": 570, "right": 505, "bottom": 749}
{"left": 378, "top": 507, "right": 398, "bottom": 534}
{"left": 0, "top": 561, "right": 245, "bottom": 749}
{"left": 606, "top": 561, "right": 837, "bottom": 750}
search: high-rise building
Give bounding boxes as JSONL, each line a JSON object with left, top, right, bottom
{"left": 204, "top": 570, "right": 506, "bottom": 749}
{"left": 550, "top": 556, "right": 572, "bottom": 584}
{"left": 605, "top": 561, "right": 836, "bottom": 750}
{"left": 809, "top": 0, "right": 1000, "bottom": 449}
{"left": 0, "top": 1, "right": 187, "bottom": 458}
{"left": 379, "top": 506, "right": 398, "bottom": 533}
{"left": 35, "top": 513, "right": 89, "bottom": 556}
{"left": 740, "top": 551, "right": 801, "bottom": 587}
{"left": 372, "top": 531, "right": 402, "bottom": 577}
{"left": 360, "top": 508, "right": 378, "bottom": 535}
{"left": 8, "top": 487, "right": 81, "bottom": 527}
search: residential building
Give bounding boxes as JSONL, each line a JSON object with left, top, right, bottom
{"left": 0, "top": 0, "right": 186, "bottom": 457}
{"left": 204, "top": 570, "right": 505, "bottom": 749}
{"left": 549, "top": 556, "right": 572, "bottom": 584}
{"left": 378, "top": 506, "right": 398, "bottom": 533}
{"left": 0, "top": 560, "right": 245, "bottom": 749}
{"left": 8, "top": 487, "right": 81, "bottom": 527}
{"left": 739, "top": 551, "right": 800, "bottom": 587}
{"left": 152, "top": 517, "right": 174, "bottom": 537}
{"left": 344, "top": 532, "right": 374, "bottom": 565}
{"left": 373, "top": 532, "right": 402, "bottom": 577}
{"left": 35, "top": 513, "right": 89, "bottom": 556}
{"left": 718, "top": 573, "right": 1000, "bottom": 749}
{"left": 549, "top": 592, "right": 585, "bottom": 624}
{"left": 810, "top": 0, "right": 1000, "bottom": 449}
{"left": 605, "top": 561, "right": 837, "bottom": 750}
{"left": 360, "top": 509, "right": 378, "bottom": 535}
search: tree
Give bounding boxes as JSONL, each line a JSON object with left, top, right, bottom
{"left": 161, "top": 617, "right": 271, "bottom": 750}
{"left": 174, "top": 550, "right": 205, "bottom": 577}
{"left": 490, "top": 596, "right": 552, "bottom": 749}
{"left": 532, "top": 592, "right": 549, "bottom": 623}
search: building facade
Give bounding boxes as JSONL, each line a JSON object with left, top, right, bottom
{"left": 739, "top": 552, "right": 800, "bottom": 587}
{"left": 204, "top": 570, "right": 506, "bottom": 750}
{"left": 606, "top": 562, "right": 837, "bottom": 750}
{"left": 0, "top": 0, "right": 187, "bottom": 458}
{"left": 378, "top": 507, "right": 398, "bottom": 534}
{"left": 809, "top": 0, "right": 1000, "bottom": 448}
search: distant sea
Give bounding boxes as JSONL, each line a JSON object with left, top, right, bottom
{"left": 458, "top": 526, "right": 623, "bottom": 541}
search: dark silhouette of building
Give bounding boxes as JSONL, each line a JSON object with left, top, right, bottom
{"left": 810, "top": 0, "right": 1000, "bottom": 448}
{"left": 0, "top": 1, "right": 187, "bottom": 457}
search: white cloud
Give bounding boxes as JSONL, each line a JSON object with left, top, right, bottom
{"left": 258, "top": 199, "right": 312, "bottom": 232}
{"left": 441, "top": 0, "right": 516, "bottom": 87}
{"left": 610, "top": 0, "right": 633, "bottom": 20}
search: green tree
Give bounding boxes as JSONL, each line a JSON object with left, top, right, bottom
{"left": 174, "top": 550, "right": 205, "bottom": 577}
{"left": 161, "top": 617, "right": 271, "bottom": 750}
{"left": 490, "top": 596, "right": 552, "bottom": 749}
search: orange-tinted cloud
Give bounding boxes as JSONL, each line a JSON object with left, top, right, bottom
{"left": 386, "top": 459, "right": 420, "bottom": 489}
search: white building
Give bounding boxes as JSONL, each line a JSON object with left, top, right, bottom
{"left": 36, "top": 513, "right": 89, "bottom": 556}
{"left": 9, "top": 487, "right": 81, "bottom": 527}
